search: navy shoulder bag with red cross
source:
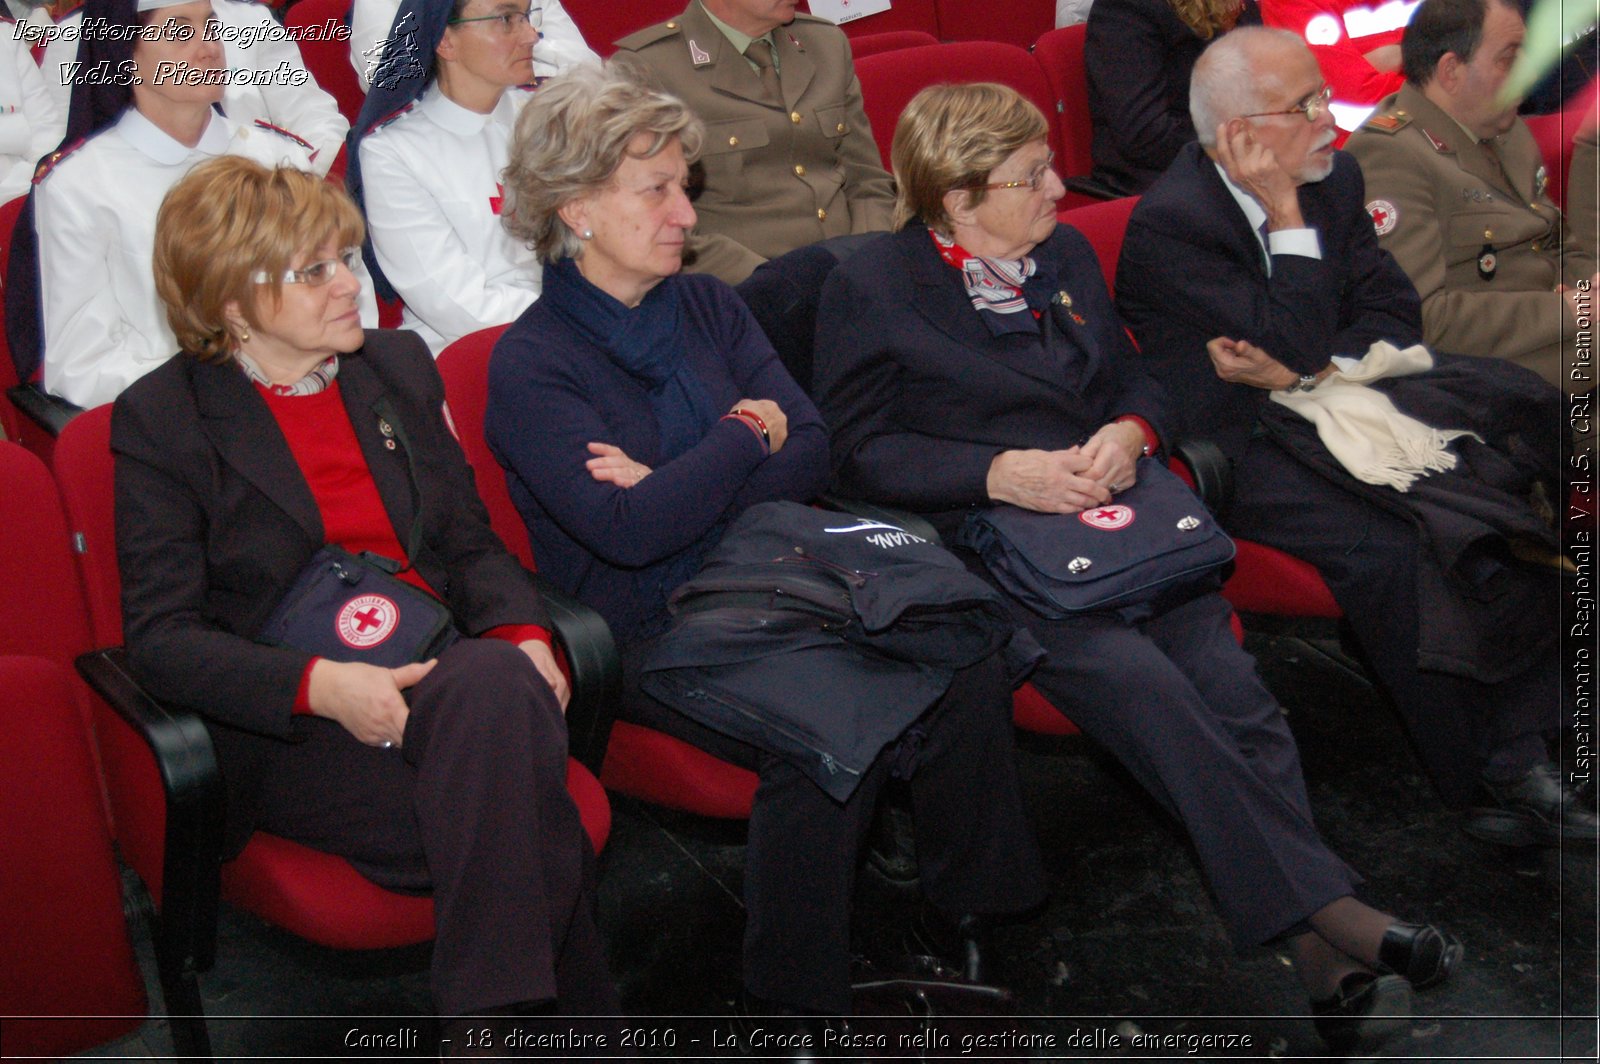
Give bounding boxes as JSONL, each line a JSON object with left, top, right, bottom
{"left": 256, "top": 399, "right": 458, "bottom": 667}
{"left": 954, "top": 458, "right": 1235, "bottom": 619}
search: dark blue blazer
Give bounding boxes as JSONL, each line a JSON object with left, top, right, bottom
{"left": 1115, "top": 144, "right": 1422, "bottom": 460}
{"left": 816, "top": 221, "right": 1169, "bottom": 537}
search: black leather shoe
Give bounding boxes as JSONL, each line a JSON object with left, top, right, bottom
{"left": 1374, "top": 922, "right": 1464, "bottom": 990}
{"left": 1310, "top": 972, "right": 1412, "bottom": 1053}
{"left": 1465, "top": 763, "right": 1600, "bottom": 847}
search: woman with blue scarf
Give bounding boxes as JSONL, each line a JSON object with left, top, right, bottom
{"left": 347, "top": 0, "right": 544, "bottom": 353}
{"left": 485, "top": 63, "right": 1046, "bottom": 1025}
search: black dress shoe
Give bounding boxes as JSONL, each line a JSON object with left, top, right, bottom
{"left": 1310, "top": 972, "right": 1412, "bottom": 1053}
{"left": 1465, "top": 763, "right": 1600, "bottom": 847}
{"left": 1374, "top": 922, "right": 1464, "bottom": 990}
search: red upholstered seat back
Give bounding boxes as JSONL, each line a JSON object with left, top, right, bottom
{"left": 1057, "top": 195, "right": 1139, "bottom": 295}
{"left": 1031, "top": 24, "right": 1094, "bottom": 184}
{"left": 564, "top": 0, "right": 686, "bottom": 56}
{"left": 435, "top": 324, "right": 536, "bottom": 568}
{"left": 846, "top": 29, "right": 940, "bottom": 58}
{"left": 0, "top": 656, "right": 146, "bottom": 1058}
{"left": 288, "top": 0, "right": 365, "bottom": 125}
{"left": 937, "top": 0, "right": 1055, "bottom": 48}
{"left": 854, "top": 41, "right": 1062, "bottom": 170}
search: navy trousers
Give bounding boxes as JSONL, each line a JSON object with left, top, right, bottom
{"left": 252, "top": 639, "right": 616, "bottom": 1017}
{"left": 964, "top": 549, "right": 1359, "bottom": 949}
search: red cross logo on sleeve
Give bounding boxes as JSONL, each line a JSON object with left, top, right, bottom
{"left": 490, "top": 183, "right": 504, "bottom": 215}
{"left": 1366, "top": 199, "right": 1398, "bottom": 236}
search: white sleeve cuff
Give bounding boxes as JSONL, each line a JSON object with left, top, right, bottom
{"left": 1267, "top": 228, "right": 1322, "bottom": 260}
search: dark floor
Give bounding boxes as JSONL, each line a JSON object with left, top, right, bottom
{"left": 76, "top": 631, "right": 1597, "bottom": 1062}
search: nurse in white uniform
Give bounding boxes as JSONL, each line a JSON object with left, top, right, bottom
{"left": 349, "top": 0, "right": 545, "bottom": 354}
{"left": 350, "top": 0, "right": 596, "bottom": 90}
{"left": 13, "top": 0, "right": 370, "bottom": 408}
{"left": 13, "top": 0, "right": 347, "bottom": 174}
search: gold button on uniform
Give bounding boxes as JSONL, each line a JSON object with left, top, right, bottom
{"left": 793, "top": 164, "right": 806, "bottom": 176}
{"left": 835, "top": 123, "right": 846, "bottom": 133}
{"left": 666, "top": 20, "right": 677, "bottom": 28}
{"left": 728, "top": 136, "right": 739, "bottom": 147}
{"left": 791, "top": 111, "right": 802, "bottom": 124}
{"left": 817, "top": 208, "right": 827, "bottom": 221}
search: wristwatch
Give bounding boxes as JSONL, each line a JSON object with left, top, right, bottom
{"left": 1287, "top": 373, "right": 1321, "bottom": 394}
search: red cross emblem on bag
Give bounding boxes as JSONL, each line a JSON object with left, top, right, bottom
{"left": 337, "top": 594, "right": 400, "bottom": 649}
{"left": 1079, "top": 504, "right": 1134, "bottom": 531}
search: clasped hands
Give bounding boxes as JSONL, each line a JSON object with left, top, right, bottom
{"left": 987, "top": 420, "right": 1145, "bottom": 514}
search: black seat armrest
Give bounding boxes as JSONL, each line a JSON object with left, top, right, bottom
{"left": 8, "top": 383, "right": 82, "bottom": 436}
{"left": 74, "top": 646, "right": 224, "bottom": 1035}
{"left": 533, "top": 574, "right": 621, "bottom": 776}
{"left": 1171, "top": 437, "right": 1233, "bottom": 515}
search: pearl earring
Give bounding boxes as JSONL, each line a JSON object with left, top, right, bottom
{"left": 581, "top": 228, "right": 593, "bottom": 240}
{"left": 239, "top": 327, "right": 251, "bottom": 342}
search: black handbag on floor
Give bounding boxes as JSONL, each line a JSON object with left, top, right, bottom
{"left": 257, "top": 398, "right": 458, "bottom": 667}
{"left": 955, "top": 458, "right": 1235, "bottom": 618}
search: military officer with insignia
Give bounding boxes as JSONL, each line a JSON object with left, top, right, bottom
{"left": 1346, "top": 0, "right": 1597, "bottom": 393}
{"left": 613, "top": 0, "right": 895, "bottom": 285}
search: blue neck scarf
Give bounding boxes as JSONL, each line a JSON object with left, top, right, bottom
{"left": 544, "top": 258, "right": 718, "bottom": 462}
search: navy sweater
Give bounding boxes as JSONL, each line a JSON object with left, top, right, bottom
{"left": 486, "top": 272, "right": 830, "bottom": 644}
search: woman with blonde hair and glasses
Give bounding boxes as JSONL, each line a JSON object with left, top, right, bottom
{"left": 816, "top": 81, "right": 1460, "bottom": 1052}
{"left": 1085, "top": 0, "right": 1259, "bottom": 194}
{"left": 114, "top": 155, "right": 616, "bottom": 1037}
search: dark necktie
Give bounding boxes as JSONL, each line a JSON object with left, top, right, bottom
{"left": 745, "top": 38, "right": 781, "bottom": 104}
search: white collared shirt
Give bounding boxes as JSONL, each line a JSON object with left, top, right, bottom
{"left": 1213, "top": 159, "right": 1322, "bottom": 275}
{"left": 36, "top": 108, "right": 319, "bottom": 407}
{"left": 22, "top": 2, "right": 348, "bottom": 176}
{"left": 358, "top": 84, "right": 541, "bottom": 353}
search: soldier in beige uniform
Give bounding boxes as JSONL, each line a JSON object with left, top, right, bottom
{"left": 614, "top": 0, "right": 895, "bottom": 285}
{"left": 1346, "top": 0, "right": 1595, "bottom": 393}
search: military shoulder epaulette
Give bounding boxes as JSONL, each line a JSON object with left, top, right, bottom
{"left": 33, "top": 137, "right": 87, "bottom": 186}
{"left": 1362, "top": 109, "right": 1413, "bottom": 135}
{"left": 360, "top": 102, "right": 417, "bottom": 137}
{"left": 614, "top": 19, "right": 682, "bottom": 51}
{"left": 253, "top": 120, "right": 316, "bottom": 153}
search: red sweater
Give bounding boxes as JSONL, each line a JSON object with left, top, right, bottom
{"left": 261, "top": 382, "right": 549, "bottom": 712}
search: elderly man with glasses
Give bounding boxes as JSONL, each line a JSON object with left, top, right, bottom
{"left": 1116, "top": 26, "right": 1592, "bottom": 852}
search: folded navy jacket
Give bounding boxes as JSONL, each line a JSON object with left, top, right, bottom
{"left": 640, "top": 501, "right": 1040, "bottom": 800}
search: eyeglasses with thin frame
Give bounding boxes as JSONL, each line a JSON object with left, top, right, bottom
{"left": 252, "top": 247, "right": 362, "bottom": 287}
{"left": 965, "top": 151, "right": 1057, "bottom": 193}
{"left": 448, "top": 5, "right": 542, "bottom": 33}
{"left": 1242, "top": 85, "right": 1333, "bottom": 124}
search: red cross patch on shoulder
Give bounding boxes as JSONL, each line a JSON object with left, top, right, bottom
{"left": 1366, "top": 199, "right": 1398, "bottom": 236}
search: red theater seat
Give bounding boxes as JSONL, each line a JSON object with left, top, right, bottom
{"left": 855, "top": 41, "right": 1062, "bottom": 170}
{"left": 564, "top": 0, "right": 686, "bottom": 55}
{"left": 288, "top": 0, "right": 365, "bottom": 125}
{"left": 936, "top": 0, "right": 1055, "bottom": 48}
{"left": 847, "top": 29, "right": 941, "bottom": 58}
